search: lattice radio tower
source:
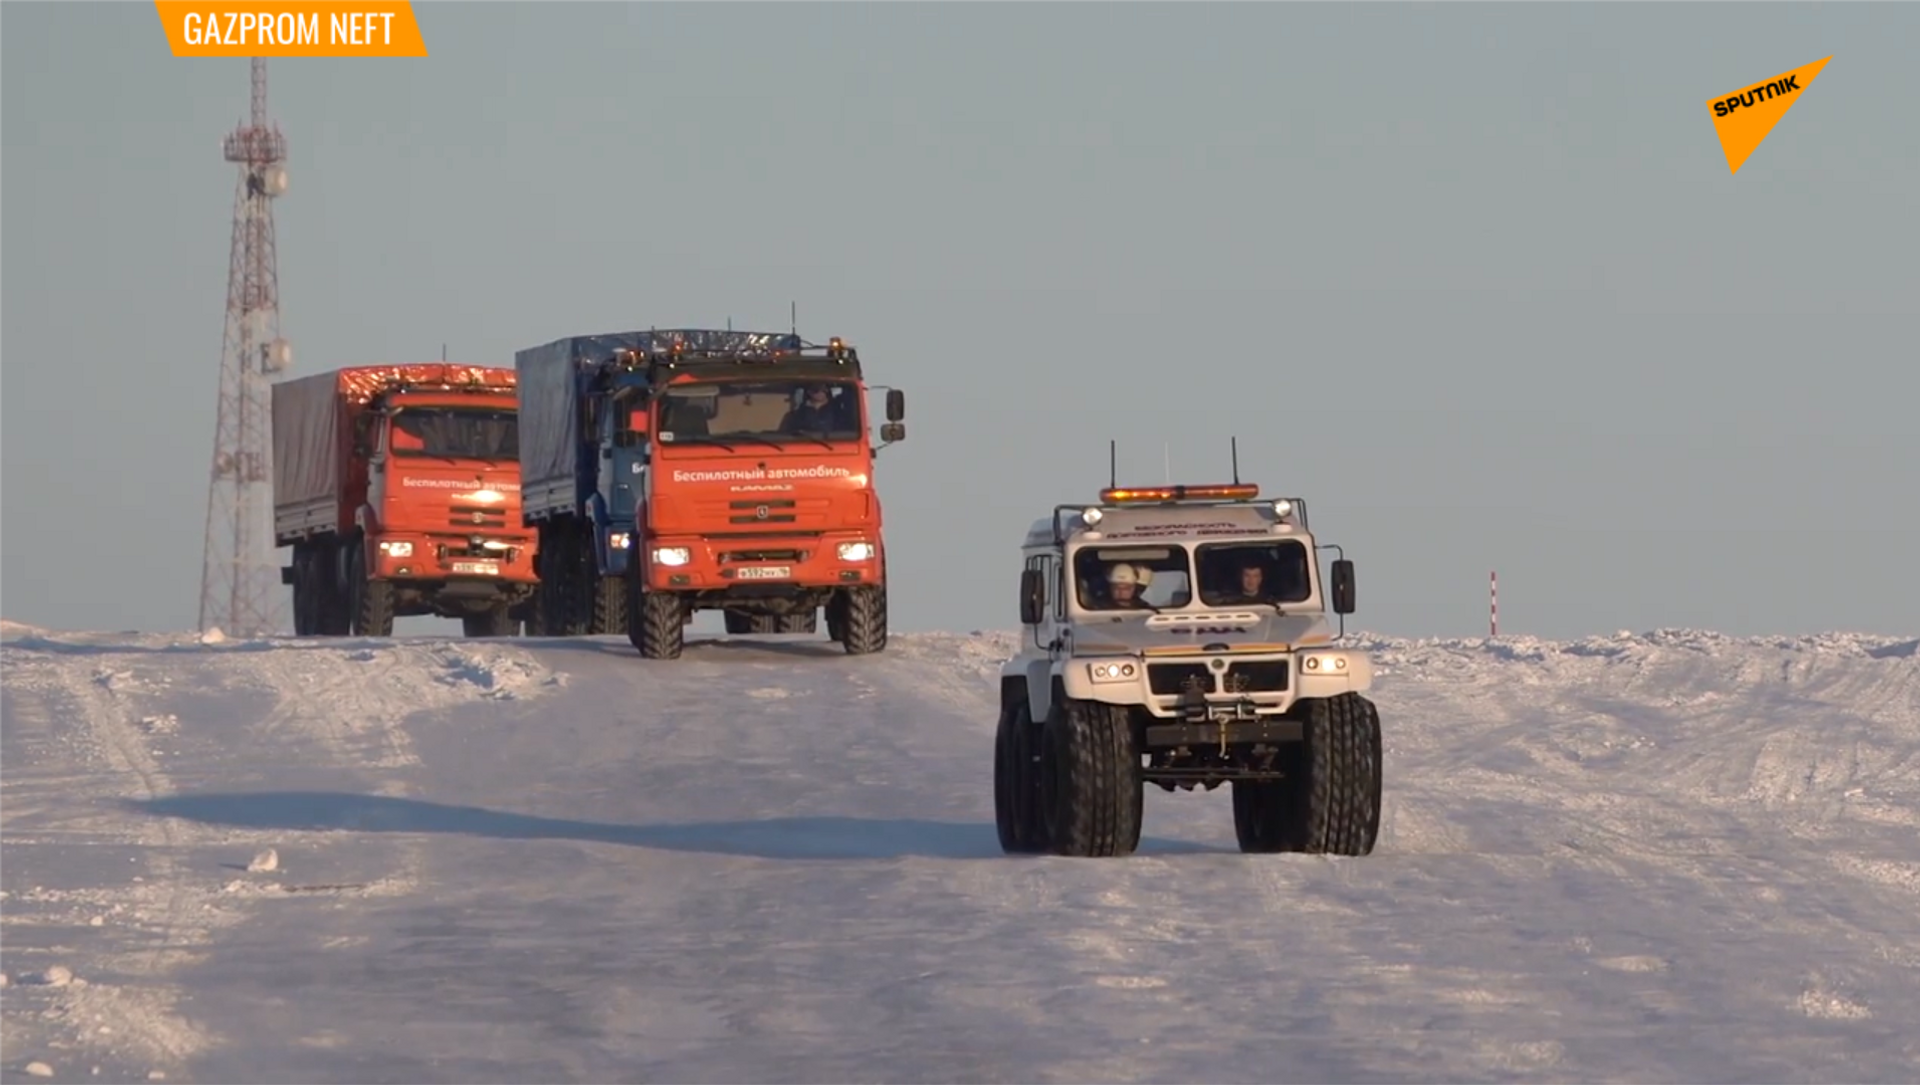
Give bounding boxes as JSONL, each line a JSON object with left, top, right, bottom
{"left": 197, "top": 58, "right": 293, "bottom": 637}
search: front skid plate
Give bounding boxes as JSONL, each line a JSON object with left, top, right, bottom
{"left": 1143, "top": 718, "right": 1303, "bottom": 748}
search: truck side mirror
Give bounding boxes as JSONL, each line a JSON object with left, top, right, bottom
{"left": 880, "top": 422, "right": 906, "bottom": 444}
{"left": 1330, "top": 558, "right": 1356, "bottom": 615}
{"left": 885, "top": 389, "right": 906, "bottom": 422}
{"left": 1019, "top": 568, "right": 1046, "bottom": 626}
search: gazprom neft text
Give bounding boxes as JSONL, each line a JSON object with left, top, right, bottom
{"left": 181, "top": 11, "right": 398, "bottom": 48}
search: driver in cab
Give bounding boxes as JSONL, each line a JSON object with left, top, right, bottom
{"left": 1214, "top": 556, "right": 1275, "bottom": 606}
{"left": 1104, "top": 563, "right": 1153, "bottom": 609}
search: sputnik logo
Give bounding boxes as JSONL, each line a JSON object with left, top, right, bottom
{"left": 1706, "top": 56, "right": 1831, "bottom": 175}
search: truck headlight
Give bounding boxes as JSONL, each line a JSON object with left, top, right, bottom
{"left": 1300, "top": 653, "right": 1348, "bottom": 673}
{"left": 652, "top": 547, "right": 690, "bottom": 566}
{"left": 1087, "top": 660, "right": 1138, "bottom": 683}
{"left": 837, "top": 541, "right": 875, "bottom": 562}
{"left": 378, "top": 541, "right": 413, "bottom": 558}
{"left": 609, "top": 532, "right": 631, "bottom": 551}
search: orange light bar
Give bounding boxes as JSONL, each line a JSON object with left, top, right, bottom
{"left": 1100, "top": 483, "right": 1260, "bottom": 504}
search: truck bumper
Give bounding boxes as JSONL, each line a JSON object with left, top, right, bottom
{"left": 640, "top": 532, "right": 879, "bottom": 594}
{"left": 372, "top": 535, "right": 540, "bottom": 588}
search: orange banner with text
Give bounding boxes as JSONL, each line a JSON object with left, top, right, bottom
{"left": 155, "top": 2, "right": 428, "bottom": 57}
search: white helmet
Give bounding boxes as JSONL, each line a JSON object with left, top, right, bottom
{"left": 1108, "top": 563, "right": 1152, "bottom": 587}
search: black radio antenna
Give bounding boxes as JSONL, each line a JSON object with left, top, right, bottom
{"left": 1109, "top": 439, "right": 1117, "bottom": 489}
{"left": 1231, "top": 436, "right": 1241, "bottom": 484}
{"left": 790, "top": 301, "right": 797, "bottom": 336}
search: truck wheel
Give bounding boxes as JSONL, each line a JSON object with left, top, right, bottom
{"left": 724, "top": 611, "right": 776, "bottom": 635}
{"left": 290, "top": 545, "right": 314, "bottom": 635}
{"left": 544, "top": 526, "right": 588, "bottom": 637}
{"left": 1230, "top": 778, "right": 1296, "bottom": 853}
{"left": 462, "top": 605, "right": 515, "bottom": 638}
{"left": 994, "top": 699, "right": 1047, "bottom": 853}
{"left": 1286, "top": 693, "right": 1384, "bottom": 856}
{"left": 1038, "top": 699, "right": 1143, "bottom": 857}
{"left": 592, "top": 575, "right": 628, "bottom": 636}
{"left": 317, "top": 538, "right": 352, "bottom": 636}
{"left": 350, "top": 547, "right": 395, "bottom": 637}
{"left": 838, "top": 586, "right": 887, "bottom": 655}
{"left": 775, "top": 609, "right": 817, "bottom": 635}
{"left": 634, "top": 590, "right": 684, "bottom": 659}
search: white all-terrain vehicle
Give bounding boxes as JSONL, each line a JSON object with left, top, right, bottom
{"left": 994, "top": 471, "right": 1383, "bottom": 858}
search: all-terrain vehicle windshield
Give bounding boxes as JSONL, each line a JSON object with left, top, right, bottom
{"left": 1072, "top": 545, "right": 1194, "bottom": 611}
{"left": 1072, "top": 538, "right": 1316, "bottom": 612}
{"left": 1194, "top": 540, "right": 1313, "bottom": 608}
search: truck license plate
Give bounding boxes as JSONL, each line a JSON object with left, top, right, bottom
{"left": 736, "top": 565, "right": 791, "bottom": 580}
{"left": 451, "top": 561, "right": 500, "bottom": 576}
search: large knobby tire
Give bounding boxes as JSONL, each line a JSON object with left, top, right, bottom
{"left": 775, "top": 609, "right": 817, "bottom": 635}
{"left": 839, "top": 586, "right": 887, "bottom": 656}
{"left": 312, "top": 537, "right": 352, "bottom": 637}
{"left": 290, "top": 545, "right": 315, "bottom": 636}
{"left": 592, "top": 574, "right": 628, "bottom": 636}
{"left": 634, "top": 588, "right": 685, "bottom": 660}
{"left": 994, "top": 699, "right": 1048, "bottom": 854}
{"left": 1285, "top": 693, "right": 1384, "bottom": 856}
{"left": 350, "top": 545, "right": 395, "bottom": 637}
{"left": 724, "top": 611, "right": 778, "bottom": 635}
{"left": 1231, "top": 778, "right": 1295, "bottom": 853}
{"left": 1039, "top": 699, "right": 1143, "bottom": 857}
{"left": 462, "top": 604, "right": 515, "bottom": 638}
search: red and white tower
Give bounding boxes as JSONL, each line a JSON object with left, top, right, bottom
{"left": 197, "top": 58, "right": 293, "bottom": 636}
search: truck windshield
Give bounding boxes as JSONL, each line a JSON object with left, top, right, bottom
{"left": 389, "top": 408, "right": 518, "bottom": 461}
{"left": 1072, "top": 545, "right": 1193, "bottom": 611}
{"left": 657, "top": 379, "right": 862, "bottom": 445}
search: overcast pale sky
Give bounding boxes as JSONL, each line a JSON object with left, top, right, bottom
{"left": 4, "top": 1, "right": 1915, "bottom": 640}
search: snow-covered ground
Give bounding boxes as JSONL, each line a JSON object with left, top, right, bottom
{"left": 3, "top": 620, "right": 1918, "bottom": 1083}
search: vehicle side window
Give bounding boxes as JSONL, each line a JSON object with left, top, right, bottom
{"left": 1024, "top": 553, "right": 1056, "bottom": 626}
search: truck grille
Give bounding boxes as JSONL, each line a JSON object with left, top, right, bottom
{"left": 1224, "top": 661, "right": 1290, "bottom": 693}
{"left": 1147, "top": 663, "right": 1214, "bottom": 696}
{"left": 1146, "top": 660, "right": 1291, "bottom": 695}
{"left": 728, "top": 498, "right": 797, "bottom": 525}
{"left": 449, "top": 502, "right": 508, "bottom": 529}
{"left": 721, "top": 549, "right": 806, "bottom": 564}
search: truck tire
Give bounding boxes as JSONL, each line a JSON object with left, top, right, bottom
{"left": 994, "top": 699, "right": 1047, "bottom": 854}
{"left": 1230, "top": 778, "right": 1294, "bottom": 853}
{"left": 290, "top": 544, "right": 315, "bottom": 635}
{"left": 633, "top": 590, "right": 684, "bottom": 659}
{"left": 593, "top": 575, "right": 628, "bottom": 636}
{"left": 462, "top": 605, "right": 515, "bottom": 638}
{"left": 775, "top": 609, "right": 817, "bottom": 635}
{"left": 317, "top": 537, "right": 352, "bottom": 636}
{"left": 1039, "top": 699, "right": 1143, "bottom": 857}
{"left": 542, "top": 525, "right": 588, "bottom": 637}
{"left": 1285, "top": 693, "right": 1384, "bottom": 856}
{"left": 724, "top": 611, "right": 778, "bottom": 635}
{"left": 838, "top": 586, "right": 887, "bottom": 655}
{"left": 349, "top": 546, "right": 395, "bottom": 637}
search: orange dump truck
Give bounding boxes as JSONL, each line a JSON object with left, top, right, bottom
{"left": 272, "top": 364, "right": 540, "bottom": 637}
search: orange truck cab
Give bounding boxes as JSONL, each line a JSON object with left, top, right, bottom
{"left": 513, "top": 329, "right": 905, "bottom": 659}
{"left": 272, "top": 364, "right": 540, "bottom": 637}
